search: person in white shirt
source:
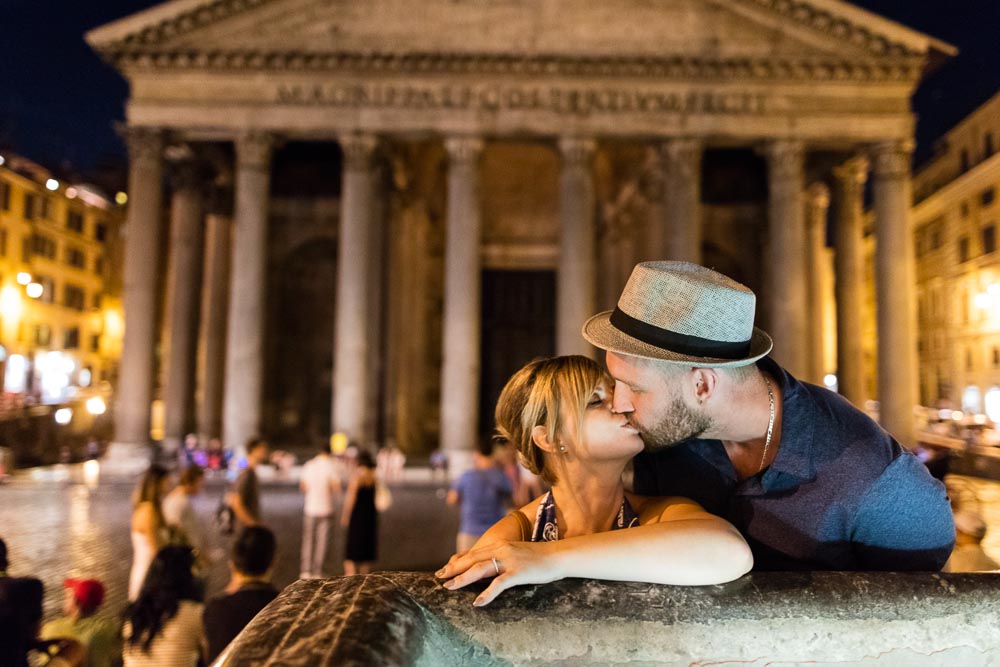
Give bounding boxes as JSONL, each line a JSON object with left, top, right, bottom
{"left": 299, "top": 445, "right": 343, "bottom": 578}
{"left": 162, "top": 466, "right": 217, "bottom": 568}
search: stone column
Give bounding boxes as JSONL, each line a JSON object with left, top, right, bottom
{"left": 332, "top": 133, "right": 378, "bottom": 446}
{"left": 439, "top": 136, "right": 484, "bottom": 476}
{"left": 162, "top": 158, "right": 206, "bottom": 454}
{"left": 805, "top": 182, "right": 830, "bottom": 385}
{"left": 222, "top": 132, "right": 274, "bottom": 456}
{"left": 873, "top": 140, "right": 917, "bottom": 448}
{"left": 557, "top": 137, "right": 597, "bottom": 357}
{"left": 762, "top": 140, "right": 808, "bottom": 378}
{"left": 110, "top": 127, "right": 164, "bottom": 465}
{"left": 832, "top": 156, "right": 869, "bottom": 406}
{"left": 196, "top": 187, "right": 232, "bottom": 442}
{"left": 662, "top": 138, "right": 703, "bottom": 263}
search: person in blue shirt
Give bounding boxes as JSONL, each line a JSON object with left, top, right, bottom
{"left": 448, "top": 438, "right": 514, "bottom": 552}
{"left": 580, "top": 260, "right": 955, "bottom": 571}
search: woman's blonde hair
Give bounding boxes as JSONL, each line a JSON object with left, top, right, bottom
{"left": 494, "top": 355, "right": 612, "bottom": 484}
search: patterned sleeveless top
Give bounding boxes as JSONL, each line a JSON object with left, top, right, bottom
{"left": 530, "top": 490, "right": 640, "bottom": 542}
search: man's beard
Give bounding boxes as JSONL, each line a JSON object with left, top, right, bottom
{"left": 634, "top": 397, "right": 713, "bottom": 451}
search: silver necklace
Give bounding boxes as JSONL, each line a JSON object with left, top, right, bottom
{"left": 758, "top": 375, "right": 775, "bottom": 473}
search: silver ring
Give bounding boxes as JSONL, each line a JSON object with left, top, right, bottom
{"left": 491, "top": 556, "right": 500, "bottom": 576}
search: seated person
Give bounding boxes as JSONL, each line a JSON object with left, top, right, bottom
{"left": 203, "top": 526, "right": 280, "bottom": 663}
{"left": 437, "top": 356, "right": 752, "bottom": 606}
{"left": 41, "top": 578, "right": 120, "bottom": 667}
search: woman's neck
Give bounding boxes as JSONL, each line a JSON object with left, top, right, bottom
{"left": 549, "top": 461, "right": 626, "bottom": 538}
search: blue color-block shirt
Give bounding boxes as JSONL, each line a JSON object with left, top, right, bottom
{"left": 632, "top": 357, "right": 955, "bottom": 571}
{"left": 452, "top": 467, "right": 514, "bottom": 537}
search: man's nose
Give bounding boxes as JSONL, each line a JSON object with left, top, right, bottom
{"left": 612, "top": 383, "right": 633, "bottom": 413}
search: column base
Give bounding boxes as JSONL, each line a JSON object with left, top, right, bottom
{"left": 100, "top": 441, "right": 153, "bottom": 478}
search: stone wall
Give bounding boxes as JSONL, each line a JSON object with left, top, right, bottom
{"left": 217, "top": 571, "right": 1000, "bottom": 666}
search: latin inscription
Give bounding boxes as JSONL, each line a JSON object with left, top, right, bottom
{"left": 276, "top": 83, "right": 768, "bottom": 116}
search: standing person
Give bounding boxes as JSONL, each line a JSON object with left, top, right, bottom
{"left": 447, "top": 438, "right": 512, "bottom": 552}
{"left": 163, "top": 466, "right": 214, "bottom": 565}
{"left": 944, "top": 510, "right": 1000, "bottom": 572}
{"left": 128, "top": 465, "right": 171, "bottom": 601}
{"left": 226, "top": 437, "right": 270, "bottom": 529}
{"left": 580, "top": 260, "right": 954, "bottom": 570}
{"left": 0, "top": 536, "right": 47, "bottom": 667}
{"left": 299, "top": 444, "right": 342, "bottom": 579}
{"left": 40, "top": 579, "right": 121, "bottom": 667}
{"left": 122, "top": 546, "right": 205, "bottom": 667}
{"left": 341, "top": 451, "right": 378, "bottom": 575}
{"left": 202, "top": 527, "right": 280, "bottom": 663}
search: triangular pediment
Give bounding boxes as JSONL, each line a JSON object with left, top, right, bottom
{"left": 88, "top": 0, "right": 953, "bottom": 66}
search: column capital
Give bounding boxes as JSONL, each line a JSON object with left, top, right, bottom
{"left": 339, "top": 133, "right": 378, "bottom": 171}
{"left": 832, "top": 155, "right": 870, "bottom": 187}
{"left": 871, "top": 140, "right": 915, "bottom": 180}
{"left": 760, "top": 138, "right": 805, "bottom": 181}
{"left": 235, "top": 131, "right": 277, "bottom": 170}
{"left": 444, "top": 136, "right": 484, "bottom": 165}
{"left": 119, "top": 125, "right": 165, "bottom": 164}
{"left": 558, "top": 137, "right": 597, "bottom": 166}
{"left": 167, "top": 155, "right": 211, "bottom": 194}
{"left": 807, "top": 182, "right": 830, "bottom": 210}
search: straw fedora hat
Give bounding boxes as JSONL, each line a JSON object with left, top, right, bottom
{"left": 582, "top": 261, "right": 772, "bottom": 367}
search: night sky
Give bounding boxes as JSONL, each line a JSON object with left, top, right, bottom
{"left": 0, "top": 0, "right": 996, "bottom": 172}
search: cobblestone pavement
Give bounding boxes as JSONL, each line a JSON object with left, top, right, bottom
{"left": 3, "top": 468, "right": 999, "bottom": 625}
{"left": 0, "top": 468, "right": 460, "bottom": 622}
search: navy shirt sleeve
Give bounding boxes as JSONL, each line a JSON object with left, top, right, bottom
{"left": 850, "top": 452, "right": 955, "bottom": 571}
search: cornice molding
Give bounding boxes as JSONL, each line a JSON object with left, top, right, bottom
{"left": 98, "top": 48, "right": 924, "bottom": 83}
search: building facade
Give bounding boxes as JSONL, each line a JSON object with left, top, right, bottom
{"left": 0, "top": 152, "right": 125, "bottom": 409}
{"left": 88, "top": 0, "right": 951, "bottom": 468}
{"left": 911, "top": 90, "right": 1000, "bottom": 418}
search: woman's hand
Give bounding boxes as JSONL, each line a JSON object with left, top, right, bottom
{"left": 435, "top": 540, "right": 562, "bottom": 606}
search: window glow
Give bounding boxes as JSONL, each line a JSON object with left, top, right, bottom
{"left": 0, "top": 287, "right": 22, "bottom": 321}
{"left": 962, "top": 386, "right": 982, "bottom": 414}
{"left": 86, "top": 396, "right": 105, "bottom": 415}
{"left": 16, "top": 272, "right": 31, "bottom": 285}
{"left": 985, "top": 387, "right": 1000, "bottom": 424}
{"left": 4, "top": 354, "right": 26, "bottom": 393}
{"left": 26, "top": 283, "right": 43, "bottom": 299}
{"left": 54, "top": 408, "right": 72, "bottom": 425}
{"left": 975, "top": 293, "right": 991, "bottom": 309}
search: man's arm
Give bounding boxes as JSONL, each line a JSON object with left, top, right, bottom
{"left": 851, "top": 453, "right": 955, "bottom": 570}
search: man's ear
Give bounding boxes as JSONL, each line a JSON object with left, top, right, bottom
{"left": 531, "top": 425, "right": 557, "bottom": 453}
{"left": 692, "top": 368, "right": 719, "bottom": 405}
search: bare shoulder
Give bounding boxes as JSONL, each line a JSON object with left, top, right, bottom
{"left": 625, "top": 493, "right": 710, "bottom": 524}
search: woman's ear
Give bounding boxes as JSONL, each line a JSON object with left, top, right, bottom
{"left": 531, "top": 425, "right": 557, "bottom": 453}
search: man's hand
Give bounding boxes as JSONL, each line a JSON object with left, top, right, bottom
{"left": 435, "top": 540, "right": 561, "bottom": 607}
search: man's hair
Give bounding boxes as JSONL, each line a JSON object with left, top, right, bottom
{"left": 0, "top": 536, "right": 7, "bottom": 571}
{"left": 231, "top": 526, "right": 276, "bottom": 576}
{"left": 178, "top": 465, "right": 204, "bottom": 487}
{"left": 476, "top": 437, "right": 495, "bottom": 458}
{"left": 246, "top": 437, "right": 268, "bottom": 455}
{"left": 648, "top": 357, "right": 758, "bottom": 385}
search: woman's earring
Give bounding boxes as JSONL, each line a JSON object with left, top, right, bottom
{"left": 558, "top": 444, "right": 567, "bottom": 453}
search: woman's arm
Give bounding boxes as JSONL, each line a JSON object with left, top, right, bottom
{"left": 340, "top": 476, "right": 358, "bottom": 527}
{"left": 131, "top": 502, "right": 162, "bottom": 549}
{"left": 437, "top": 496, "right": 751, "bottom": 606}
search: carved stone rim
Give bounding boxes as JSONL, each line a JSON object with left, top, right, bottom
{"left": 95, "top": 0, "right": 925, "bottom": 60}
{"left": 98, "top": 48, "right": 924, "bottom": 83}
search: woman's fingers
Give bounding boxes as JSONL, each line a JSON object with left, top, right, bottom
{"left": 436, "top": 548, "right": 482, "bottom": 578}
{"left": 442, "top": 558, "right": 497, "bottom": 590}
{"left": 473, "top": 574, "right": 513, "bottom": 607}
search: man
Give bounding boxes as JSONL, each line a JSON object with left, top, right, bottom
{"left": 40, "top": 579, "right": 120, "bottom": 667}
{"left": 299, "top": 443, "right": 342, "bottom": 578}
{"left": 447, "top": 438, "right": 513, "bottom": 552}
{"left": 582, "top": 260, "right": 954, "bottom": 570}
{"left": 203, "top": 526, "right": 280, "bottom": 663}
{"left": 227, "top": 437, "right": 270, "bottom": 529}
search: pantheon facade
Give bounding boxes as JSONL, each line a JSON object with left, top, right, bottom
{"left": 88, "top": 0, "right": 952, "bottom": 468}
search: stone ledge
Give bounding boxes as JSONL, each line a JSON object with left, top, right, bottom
{"left": 216, "top": 571, "right": 1000, "bottom": 666}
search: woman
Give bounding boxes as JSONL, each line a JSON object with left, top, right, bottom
{"left": 437, "top": 356, "right": 753, "bottom": 606}
{"left": 341, "top": 450, "right": 378, "bottom": 575}
{"left": 128, "top": 465, "right": 171, "bottom": 601}
{"left": 122, "top": 546, "right": 204, "bottom": 666}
